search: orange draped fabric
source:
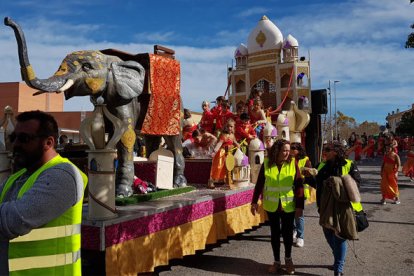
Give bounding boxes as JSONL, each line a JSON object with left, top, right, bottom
{"left": 141, "top": 54, "right": 181, "bottom": 135}
{"left": 380, "top": 156, "right": 399, "bottom": 200}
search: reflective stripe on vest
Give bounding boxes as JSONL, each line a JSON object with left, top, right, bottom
{"left": 1, "top": 155, "right": 88, "bottom": 275}
{"left": 318, "top": 159, "right": 363, "bottom": 212}
{"left": 298, "top": 157, "right": 311, "bottom": 199}
{"left": 263, "top": 158, "right": 296, "bottom": 213}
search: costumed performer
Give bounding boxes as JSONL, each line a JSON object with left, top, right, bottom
{"left": 208, "top": 118, "right": 239, "bottom": 189}
{"left": 380, "top": 144, "right": 401, "bottom": 204}
{"left": 402, "top": 143, "right": 414, "bottom": 182}
{"left": 199, "top": 100, "right": 214, "bottom": 134}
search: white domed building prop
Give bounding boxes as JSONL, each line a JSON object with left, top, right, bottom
{"left": 227, "top": 15, "right": 311, "bottom": 143}
{"left": 248, "top": 138, "right": 265, "bottom": 184}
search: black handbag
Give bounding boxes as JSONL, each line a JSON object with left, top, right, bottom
{"left": 355, "top": 210, "right": 369, "bottom": 232}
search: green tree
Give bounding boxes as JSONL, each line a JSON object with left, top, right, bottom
{"left": 396, "top": 111, "right": 414, "bottom": 136}
{"left": 407, "top": 1, "right": 414, "bottom": 48}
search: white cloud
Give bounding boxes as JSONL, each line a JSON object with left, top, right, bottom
{"left": 133, "top": 31, "right": 176, "bottom": 43}
{"left": 1, "top": 0, "right": 413, "bottom": 124}
{"left": 236, "top": 7, "right": 269, "bottom": 18}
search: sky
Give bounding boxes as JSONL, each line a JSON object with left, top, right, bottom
{"left": 0, "top": 0, "right": 413, "bottom": 125}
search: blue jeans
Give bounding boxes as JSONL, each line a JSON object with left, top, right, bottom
{"left": 294, "top": 214, "right": 304, "bottom": 239}
{"left": 323, "top": 228, "right": 347, "bottom": 273}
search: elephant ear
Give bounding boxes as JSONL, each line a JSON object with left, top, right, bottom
{"left": 111, "top": 61, "right": 145, "bottom": 100}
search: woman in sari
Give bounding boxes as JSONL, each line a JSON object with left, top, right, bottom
{"left": 402, "top": 143, "right": 414, "bottom": 182}
{"left": 380, "top": 144, "right": 401, "bottom": 204}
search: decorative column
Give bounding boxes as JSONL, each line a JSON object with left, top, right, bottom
{"left": 80, "top": 97, "right": 127, "bottom": 220}
{"left": 0, "top": 106, "right": 15, "bottom": 183}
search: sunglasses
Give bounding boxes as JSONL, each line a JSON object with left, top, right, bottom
{"left": 323, "top": 147, "right": 334, "bottom": 152}
{"left": 9, "top": 132, "right": 46, "bottom": 144}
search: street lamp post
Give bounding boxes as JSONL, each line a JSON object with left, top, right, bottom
{"left": 334, "top": 80, "right": 340, "bottom": 140}
{"left": 328, "top": 80, "right": 332, "bottom": 141}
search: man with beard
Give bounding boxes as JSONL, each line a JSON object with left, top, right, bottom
{"left": 0, "top": 110, "right": 87, "bottom": 275}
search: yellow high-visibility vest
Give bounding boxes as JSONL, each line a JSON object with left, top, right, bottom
{"left": 0, "top": 155, "right": 88, "bottom": 275}
{"left": 263, "top": 158, "right": 296, "bottom": 213}
{"left": 318, "top": 160, "right": 363, "bottom": 211}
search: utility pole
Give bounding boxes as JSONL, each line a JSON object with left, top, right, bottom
{"left": 334, "top": 80, "right": 340, "bottom": 140}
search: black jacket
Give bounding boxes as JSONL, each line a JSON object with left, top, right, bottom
{"left": 308, "top": 158, "right": 361, "bottom": 208}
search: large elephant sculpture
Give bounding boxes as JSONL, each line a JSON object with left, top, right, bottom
{"left": 5, "top": 17, "right": 187, "bottom": 197}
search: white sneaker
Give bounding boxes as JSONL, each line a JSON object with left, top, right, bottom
{"left": 292, "top": 230, "right": 297, "bottom": 243}
{"left": 295, "top": 238, "right": 304, "bottom": 248}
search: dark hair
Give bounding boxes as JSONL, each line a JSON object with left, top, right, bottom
{"left": 184, "top": 108, "right": 191, "bottom": 119}
{"left": 268, "top": 139, "right": 291, "bottom": 167}
{"left": 221, "top": 100, "right": 230, "bottom": 109}
{"left": 16, "top": 110, "right": 59, "bottom": 145}
{"left": 291, "top": 142, "right": 306, "bottom": 159}
{"left": 216, "top": 96, "right": 225, "bottom": 102}
{"left": 253, "top": 98, "right": 263, "bottom": 108}
{"left": 236, "top": 100, "right": 245, "bottom": 110}
{"left": 324, "top": 141, "right": 346, "bottom": 161}
{"left": 192, "top": 129, "right": 201, "bottom": 138}
{"left": 59, "top": 134, "right": 68, "bottom": 144}
{"left": 240, "top": 112, "right": 250, "bottom": 121}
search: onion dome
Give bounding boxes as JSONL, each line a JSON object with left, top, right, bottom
{"left": 249, "top": 137, "right": 265, "bottom": 151}
{"left": 234, "top": 43, "right": 248, "bottom": 57}
{"left": 283, "top": 34, "right": 299, "bottom": 48}
{"left": 263, "top": 122, "right": 277, "bottom": 137}
{"left": 247, "top": 15, "right": 283, "bottom": 54}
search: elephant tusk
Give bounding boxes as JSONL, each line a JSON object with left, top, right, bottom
{"left": 58, "top": 79, "right": 74, "bottom": 93}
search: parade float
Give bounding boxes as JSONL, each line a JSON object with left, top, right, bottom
{"left": 3, "top": 15, "right": 313, "bottom": 274}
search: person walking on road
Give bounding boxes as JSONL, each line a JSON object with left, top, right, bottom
{"left": 309, "top": 141, "right": 362, "bottom": 276}
{"left": 290, "top": 142, "right": 312, "bottom": 248}
{"left": 380, "top": 144, "right": 401, "bottom": 204}
{"left": 251, "top": 139, "right": 304, "bottom": 275}
{"left": 402, "top": 143, "right": 414, "bottom": 182}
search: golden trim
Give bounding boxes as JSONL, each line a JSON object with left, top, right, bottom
{"left": 121, "top": 125, "right": 136, "bottom": 154}
{"left": 25, "top": 65, "right": 36, "bottom": 81}
{"left": 248, "top": 54, "right": 279, "bottom": 63}
{"left": 297, "top": 67, "right": 309, "bottom": 76}
{"left": 249, "top": 49, "right": 280, "bottom": 57}
{"left": 249, "top": 66, "right": 276, "bottom": 85}
{"left": 255, "top": 31, "right": 266, "bottom": 47}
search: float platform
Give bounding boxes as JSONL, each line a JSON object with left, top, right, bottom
{"left": 81, "top": 160, "right": 266, "bottom": 275}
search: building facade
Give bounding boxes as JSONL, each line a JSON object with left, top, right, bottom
{"left": 386, "top": 104, "right": 414, "bottom": 133}
{"left": 0, "top": 82, "right": 90, "bottom": 132}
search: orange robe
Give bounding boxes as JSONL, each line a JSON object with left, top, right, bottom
{"left": 210, "top": 136, "right": 234, "bottom": 182}
{"left": 402, "top": 152, "right": 414, "bottom": 178}
{"left": 380, "top": 155, "right": 399, "bottom": 200}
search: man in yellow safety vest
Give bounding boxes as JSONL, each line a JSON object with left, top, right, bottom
{"left": 0, "top": 110, "right": 87, "bottom": 275}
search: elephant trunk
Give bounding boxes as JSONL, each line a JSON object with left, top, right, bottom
{"left": 4, "top": 17, "right": 65, "bottom": 92}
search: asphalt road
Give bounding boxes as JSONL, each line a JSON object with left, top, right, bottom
{"left": 151, "top": 155, "right": 414, "bottom": 276}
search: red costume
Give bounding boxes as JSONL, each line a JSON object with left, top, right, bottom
{"left": 216, "top": 110, "right": 234, "bottom": 131}
{"left": 235, "top": 120, "right": 256, "bottom": 142}
{"left": 199, "top": 110, "right": 214, "bottom": 133}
